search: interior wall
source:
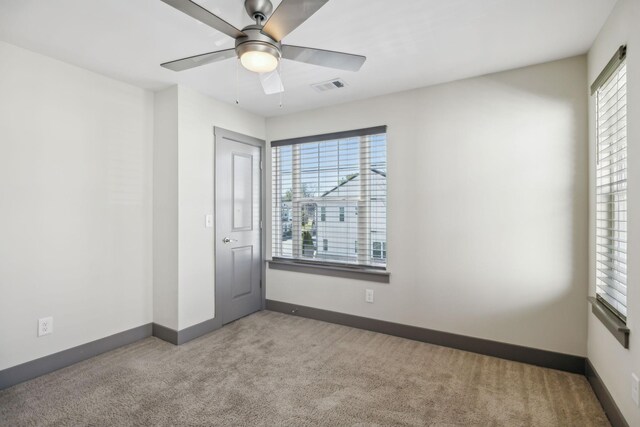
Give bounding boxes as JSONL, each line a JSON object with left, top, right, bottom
{"left": 176, "top": 86, "right": 266, "bottom": 330}
{"left": 153, "top": 86, "right": 179, "bottom": 330}
{"left": 587, "top": 0, "right": 640, "bottom": 424}
{"left": 265, "top": 56, "right": 589, "bottom": 357}
{"left": 0, "top": 41, "right": 153, "bottom": 370}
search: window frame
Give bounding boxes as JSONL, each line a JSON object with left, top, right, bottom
{"left": 589, "top": 45, "right": 630, "bottom": 348}
{"left": 269, "top": 126, "right": 389, "bottom": 281}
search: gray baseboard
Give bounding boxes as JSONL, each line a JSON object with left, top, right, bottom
{"left": 0, "top": 323, "right": 152, "bottom": 390}
{"left": 152, "top": 317, "right": 221, "bottom": 346}
{"left": 152, "top": 323, "right": 178, "bottom": 345}
{"left": 176, "top": 317, "right": 221, "bottom": 345}
{"left": 0, "top": 317, "right": 223, "bottom": 390}
{"left": 586, "top": 359, "right": 629, "bottom": 427}
{"left": 266, "top": 299, "right": 586, "bottom": 374}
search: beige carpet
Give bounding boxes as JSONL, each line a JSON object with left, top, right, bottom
{"left": 0, "top": 311, "right": 608, "bottom": 426}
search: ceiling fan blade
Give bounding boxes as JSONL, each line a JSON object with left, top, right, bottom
{"left": 161, "top": 48, "right": 236, "bottom": 71}
{"left": 282, "top": 45, "right": 366, "bottom": 71}
{"left": 161, "top": 0, "right": 245, "bottom": 39}
{"left": 261, "top": 0, "right": 329, "bottom": 42}
{"left": 259, "top": 70, "right": 284, "bottom": 95}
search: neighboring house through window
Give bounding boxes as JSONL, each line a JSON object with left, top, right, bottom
{"left": 372, "top": 242, "right": 387, "bottom": 259}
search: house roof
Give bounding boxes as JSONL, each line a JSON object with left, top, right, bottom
{"left": 321, "top": 168, "right": 386, "bottom": 197}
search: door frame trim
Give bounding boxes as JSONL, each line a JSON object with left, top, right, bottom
{"left": 214, "top": 127, "right": 267, "bottom": 326}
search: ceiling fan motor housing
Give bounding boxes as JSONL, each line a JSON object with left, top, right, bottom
{"left": 235, "top": 25, "right": 282, "bottom": 60}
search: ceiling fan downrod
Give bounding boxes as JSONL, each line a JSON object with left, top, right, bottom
{"left": 244, "top": 0, "right": 273, "bottom": 24}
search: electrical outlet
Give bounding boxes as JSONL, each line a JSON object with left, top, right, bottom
{"left": 632, "top": 373, "right": 639, "bottom": 406}
{"left": 38, "top": 317, "right": 53, "bottom": 337}
{"left": 365, "top": 289, "right": 374, "bottom": 303}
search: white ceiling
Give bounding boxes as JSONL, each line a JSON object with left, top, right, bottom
{"left": 0, "top": 0, "right": 617, "bottom": 117}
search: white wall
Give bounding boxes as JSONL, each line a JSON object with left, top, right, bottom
{"left": 587, "top": 0, "right": 640, "bottom": 424}
{"left": 0, "top": 41, "right": 153, "bottom": 370}
{"left": 153, "top": 85, "right": 266, "bottom": 331}
{"left": 266, "top": 56, "right": 589, "bottom": 357}
{"left": 153, "top": 86, "right": 179, "bottom": 329}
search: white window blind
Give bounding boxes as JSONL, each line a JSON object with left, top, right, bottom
{"left": 271, "top": 127, "right": 387, "bottom": 268}
{"left": 595, "top": 54, "right": 627, "bottom": 322}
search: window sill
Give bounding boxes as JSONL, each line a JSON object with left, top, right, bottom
{"left": 588, "top": 296, "right": 630, "bottom": 349}
{"left": 268, "top": 258, "right": 390, "bottom": 283}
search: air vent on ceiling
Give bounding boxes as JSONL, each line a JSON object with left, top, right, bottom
{"left": 311, "top": 78, "right": 348, "bottom": 93}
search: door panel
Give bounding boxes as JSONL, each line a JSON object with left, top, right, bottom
{"left": 232, "top": 153, "right": 254, "bottom": 231}
{"left": 231, "top": 246, "right": 253, "bottom": 298}
{"left": 215, "top": 128, "right": 263, "bottom": 325}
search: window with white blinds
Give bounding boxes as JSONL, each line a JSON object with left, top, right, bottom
{"left": 594, "top": 48, "right": 627, "bottom": 322}
{"left": 271, "top": 126, "right": 387, "bottom": 269}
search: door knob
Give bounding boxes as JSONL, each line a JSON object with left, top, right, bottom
{"left": 222, "top": 237, "right": 237, "bottom": 244}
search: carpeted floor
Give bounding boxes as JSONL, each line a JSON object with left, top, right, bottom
{"left": 0, "top": 311, "right": 609, "bottom": 426}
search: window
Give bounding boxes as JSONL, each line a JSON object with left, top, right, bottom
{"left": 372, "top": 242, "right": 387, "bottom": 259}
{"left": 593, "top": 46, "right": 627, "bottom": 323}
{"left": 272, "top": 126, "right": 387, "bottom": 268}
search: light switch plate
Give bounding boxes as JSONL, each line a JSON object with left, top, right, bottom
{"left": 205, "top": 214, "right": 213, "bottom": 228}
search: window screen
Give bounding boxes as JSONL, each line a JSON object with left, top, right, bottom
{"left": 595, "top": 52, "right": 627, "bottom": 322}
{"left": 271, "top": 126, "right": 387, "bottom": 268}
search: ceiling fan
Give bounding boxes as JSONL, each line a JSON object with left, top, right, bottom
{"left": 160, "top": 0, "right": 366, "bottom": 94}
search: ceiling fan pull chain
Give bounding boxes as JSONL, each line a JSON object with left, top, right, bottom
{"left": 235, "top": 58, "right": 240, "bottom": 105}
{"left": 279, "top": 61, "right": 283, "bottom": 109}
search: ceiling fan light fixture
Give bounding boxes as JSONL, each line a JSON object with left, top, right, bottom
{"left": 240, "top": 50, "right": 279, "bottom": 73}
